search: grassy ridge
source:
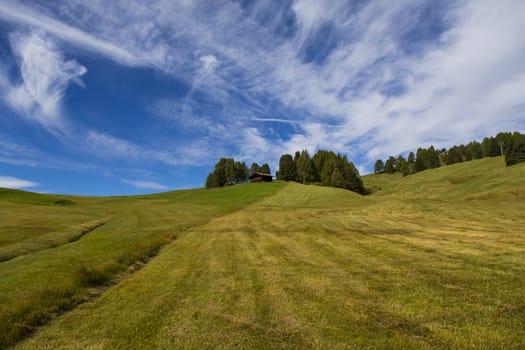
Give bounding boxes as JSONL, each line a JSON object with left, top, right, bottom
{"left": 364, "top": 156, "right": 524, "bottom": 199}
{"left": 14, "top": 158, "right": 525, "bottom": 349}
{"left": 0, "top": 182, "right": 285, "bottom": 348}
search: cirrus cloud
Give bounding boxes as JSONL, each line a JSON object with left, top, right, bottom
{"left": 0, "top": 175, "right": 38, "bottom": 189}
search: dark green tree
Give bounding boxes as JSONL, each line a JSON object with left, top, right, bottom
{"left": 294, "top": 151, "right": 301, "bottom": 163}
{"left": 260, "top": 163, "right": 271, "bottom": 175}
{"left": 496, "top": 132, "right": 512, "bottom": 156}
{"left": 396, "top": 155, "right": 409, "bottom": 176}
{"left": 427, "top": 146, "right": 441, "bottom": 169}
{"left": 224, "top": 158, "right": 236, "bottom": 185}
{"left": 407, "top": 152, "right": 416, "bottom": 174}
{"left": 320, "top": 156, "right": 335, "bottom": 186}
{"left": 312, "top": 150, "right": 331, "bottom": 180}
{"left": 385, "top": 156, "right": 396, "bottom": 173}
{"left": 206, "top": 158, "right": 249, "bottom": 188}
{"left": 483, "top": 137, "right": 500, "bottom": 157}
{"left": 505, "top": 132, "right": 525, "bottom": 166}
{"left": 234, "top": 161, "right": 249, "bottom": 183}
{"left": 415, "top": 148, "right": 427, "bottom": 172}
{"left": 205, "top": 173, "right": 220, "bottom": 189}
{"left": 296, "top": 149, "right": 317, "bottom": 183}
{"left": 277, "top": 154, "right": 297, "bottom": 181}
{"left": 311, "top": 151, "right": 365, "bottom": 193}
{"left": 250, "top": 162, "right": 261, "bottom": 176}
{"left": 466, "top": 141, "right": 483, "bottom": 160}
{"left": 374, "top": 159, "right": 384, "bottom": 174}
{"left": 445, "top": 146, "right": 464, "bottom": 165}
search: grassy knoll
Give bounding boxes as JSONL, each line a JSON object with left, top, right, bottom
{"left": 13, "top": 157, "right": 525, "bottom": 349}
{"left": 0, "top": 182, "right": 284, "bottom": 348}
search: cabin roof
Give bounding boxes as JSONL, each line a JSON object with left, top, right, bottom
{"left": 248, "top": 172, "right": 272, "bottom": 179}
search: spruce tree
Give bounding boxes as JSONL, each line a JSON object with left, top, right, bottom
{"left": 205, "top": 173, "right": 220, "bottom": 189}
{"left": 385, "top": 156, "right": 396, "bottom": 173}
{"left": 407, "top": 152, "right": 416, "bottom": 174}
{"left": 250, "top": 162, "right": 261, "bottom": 176}
{"left": 277, "top": 154, "right": 297, "bottom": 181}
{"left": 374, "top": 159, "right": 385, "bottom": 173}
{"left": 260, "top": 163, "right": 271, "bottom": 175}
{"left": 396, "top": 156, "right": 409, "bottom": 176}
{"left": 415, "top": 148, "right": 427, "bottom": 172}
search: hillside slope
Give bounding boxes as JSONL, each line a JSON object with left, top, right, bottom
{"left": 0, "top": 182, "right": 285, "bottom": 348}
{"left": 12, "top": 158, "right": 525, "bottom": 349}
{"left": 363, "top": 156, "right": 524, "bottom": 200}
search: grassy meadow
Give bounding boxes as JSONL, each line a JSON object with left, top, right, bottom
{"left": 2, "top": 157, "right": 525, "bottom": 348}
{"left": 0, "top": 183, "right": 285, "bottom": 348}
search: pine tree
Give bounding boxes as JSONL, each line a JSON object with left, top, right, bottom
{"left": 234, "top": 161, "right": 248, "bottom": 183}
{"left": 205, "top": 173, "right": 220, "bottom": 189}
{"left": 277, "top": 154, "right": 297, "bottom": 181}
{"left": 427, "top": 146, "right": 441, "bottom": 169}
{"left": 374, "top": 159, "right": 385, "bottom": 174}
{"left": 260, "top": 163, "right": 271, "bottom": 175}
{"left": 415, "top": 148, "right": 427, "bottom": 172}
{"left": 467, "top": 141, "right": 483, "bottom": 159}
{"left": 506, "top": 132, "right": 525, "bottom": 166}
{"left": 250, "top": 162, "right": 261, "bottom": 176}
{"left": 385, "top": 156, "right": 396, "bottom": 173}
{"left": 407, "top": 152, "right": 416, "bottom": 174}
{"left": 396, "top": 155, "right": 409, "bottom": 176}
{"left": 483, "top": 137, "right": 500, "bottom": 157}
{"left": 296, "top": 149, "right": 317, "bottom": 183}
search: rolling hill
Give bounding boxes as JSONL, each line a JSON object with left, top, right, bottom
{"left": 1, "top": 157, "right": 524, "bottom": 349}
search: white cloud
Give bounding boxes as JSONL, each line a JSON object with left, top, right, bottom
{"left": 251, "top": 117, "right": 301, "bottom": 125}
{"left": 1, "top": 0, "right": 525, "bottom": 175}
{"left": 86, "top": 130, "right": 142, "bottom": 160}
{"left": 237, "top": 127, "right": 273, "bottom": 161}
{"left": 0, "top": 1, "right": 148, "bottom": 67}
{"left": 85, "top": 130, "right": 213, "bottom": 166}
{"left": 0, "top": 175, "right": 38, "bottom": 189}
{"left": 199, "top": 54, "right": 219, "bottom": 76}
{"left": 3, "top": 32, "right": 86, "bottom": 132}
{"left": 123, "top": 179, "right": 169, "bottom": 190}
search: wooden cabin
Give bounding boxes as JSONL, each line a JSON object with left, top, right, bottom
{"left": 248, "top": 172, "right": 273, "bottom": 182}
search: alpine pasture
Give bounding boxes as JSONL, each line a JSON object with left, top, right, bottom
{"left": 2, "top": 157, "right": 524, "bottom": 349}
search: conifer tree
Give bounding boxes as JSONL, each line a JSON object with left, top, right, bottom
{"left": 415, "top": 148, "right": 427, "bottom": 172}
{"left": 505, "top": 132, "right": 525, "bottom": 166}
{"left": 374, "top": 159, "right": 385, "bottom": 173}
{"left": 260, "top": 163, "right": 271, "bottom": 175}
{"left": 205, "top": 173, "right": 220, "bottom": 189}
{"left": 407, "top": 152, "right": 416, "bottom": 174}
{"left": 296, "top": 150, "right": 317, "bottom": 183}
{"left": 396, "top": 155, "right": 409, "bottom": 176}
{"left": 277, "top": 154, "right": 297, "bottom": 181}
{"left": 385, "top": 156, "right": 396, "bottom": 173}
{"left": 250, "top": 162, "right": 261, "bottom": 176}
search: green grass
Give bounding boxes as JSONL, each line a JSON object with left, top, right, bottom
{"left": 0, "top": 182, "right": 284, "bottom": 348}
{"left": 2, "top": 157, "right": 525, "bottom": 349}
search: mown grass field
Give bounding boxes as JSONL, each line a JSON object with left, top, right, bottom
{"left": 0, "top": 183, "right": 285, "bottom": 348}
{"left": 2, "top": 157, "right": 525, "bottom": 349}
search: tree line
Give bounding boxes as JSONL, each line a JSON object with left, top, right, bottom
{"left": 205, "top": 158, "right": 271, "bottom": 189}
{"left": 277, "top": 150, "right": 366, "bottom": 194}
{"left": 502, "top": 132, "right": 525, "bottom": 166}
{"left": 374, "top": 131, "right": 525, "bottom": 175}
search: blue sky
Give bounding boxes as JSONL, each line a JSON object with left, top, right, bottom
{"left": 0, "top": 0, "right": 524, "bottom": 195}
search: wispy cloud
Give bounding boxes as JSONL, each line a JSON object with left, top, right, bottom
{"left": 1, "top": 0, "right": 524, "bottom": 179}
{"left": 0, "top": 1, "right": 149, "bottom": 67}
{"left": 122, "top": 179, "right": 169, "bottom": 191}
{"left": 0, "top": 175, "right": 38, "bottom": 189}
{"left": 251, "top": 117, "right": 301, "bottom": 125}
{"left": 86, "top": 130, "right": 142, "bottom": 160}
{"left": 84, "top": 130, "right": 214, "bottom": 166}
{"left": 2, "top": 31, "right": 86, "bottom": 132}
